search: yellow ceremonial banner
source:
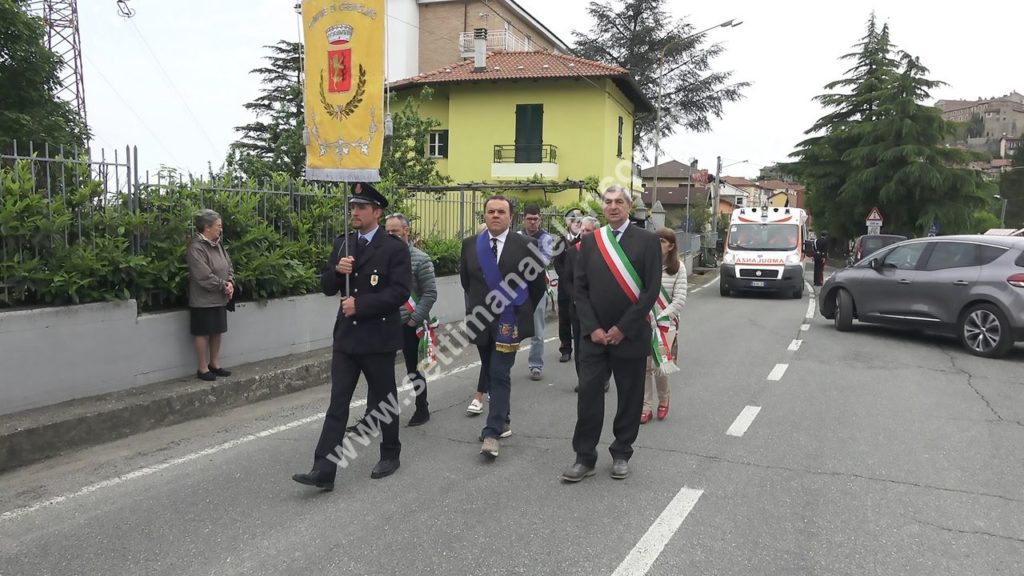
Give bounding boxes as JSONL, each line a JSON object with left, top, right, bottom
{"left": 303, "top": 0, "right": 385, "bottom": 182}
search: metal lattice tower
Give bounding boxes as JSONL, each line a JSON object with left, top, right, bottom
{"left": 24, "top": 0, "right": 88, "bottom": 127}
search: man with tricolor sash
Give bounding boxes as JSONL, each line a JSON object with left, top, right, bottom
{"left": 561, "top": 185, "right": 662, "bottom": 483}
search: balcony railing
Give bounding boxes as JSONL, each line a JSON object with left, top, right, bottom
{"left": 493, "top": 144, "right": 558, "bottom": 164}
{"left": 459, "top": 29, "right": 534, "bottom": 56}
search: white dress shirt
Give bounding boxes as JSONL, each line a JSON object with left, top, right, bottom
{"left": 489, "top": 228, "right": 510, "bottom": 261}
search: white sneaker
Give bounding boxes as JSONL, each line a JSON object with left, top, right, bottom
{"left": 466, "top": 398, "right": 484, "bottom": 415}
{"left": 500, "top": 423, "right": 512, "bottom": 438}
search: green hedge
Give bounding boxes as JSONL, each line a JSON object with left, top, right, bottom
{"left": 0, "top": 160, "right": 355, "bottom": 310}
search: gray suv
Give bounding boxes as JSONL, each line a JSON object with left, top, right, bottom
{"left": 819, "top": 235, "right": 1024, "bottom": 357}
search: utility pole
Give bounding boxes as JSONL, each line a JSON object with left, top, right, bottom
{"left": 710, "top": 155, "right": 723, "bottom": 247}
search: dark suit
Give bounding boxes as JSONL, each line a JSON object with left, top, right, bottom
{"left": 460, "top": 230, "right": 546, "bottom": 439}
{"left": 562, "top": 241, "right": 583, "bottom": 373}
{"left": 813, "top": 236, "right": 828, "bottom": 286}
{"left": 572, "top": 223, "right": 661, "bottom": 467}
{"left": 553, "top": 234, "right": 580, "bottom": 355}
{"left": 312, "top": 228, "right": 412, "bottom": 478}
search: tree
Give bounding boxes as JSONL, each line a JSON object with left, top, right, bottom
{"left": 0, "top": 0, "right": 88, "bottom": 149}
{"left": 788, "top": 15, "right": 991, "bottom": 240}
{"left": 572, "top": 0, "right": 748, "bottom": 156}
{"left": 998, "top": 143, "right": 1024, "bottom": 228}
{"left": 227, "top": 41, "right": 304, "bottom": 181}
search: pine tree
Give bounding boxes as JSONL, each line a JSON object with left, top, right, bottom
{"left": 788, "top": 15, "right": 991, "bottom": 239}
{"left": 572, "top": 0, "right": 748, "bottom": 156}
{"left": 227, "top": 41, "right": 304, "bottom": 181}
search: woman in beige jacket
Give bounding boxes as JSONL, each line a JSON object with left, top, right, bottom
{"left": 642, "top": 227, "right": 688, "bottom": 423}
{"left": 186, "top": 209, "right": 235, "bottom": 381}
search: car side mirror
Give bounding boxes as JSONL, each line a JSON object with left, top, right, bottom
{"left": 868, "top": 257, "right": 881, "bottom": 271}
{"left": 803, "top": 239, "right": 815, "bottom": 254}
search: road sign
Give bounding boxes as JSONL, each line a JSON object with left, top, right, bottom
{"left": 866, "top": 207, "right": 883, "bottom": 223}
{"left": 927, "top": 221, "right": 939, "bottom": 237}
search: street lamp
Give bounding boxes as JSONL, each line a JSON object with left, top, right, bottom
{"left": 650, "top": 19, "right": 742, "bottom": 207}
{"left": 994, "top": 194, "right": 1009, "bottom": 227}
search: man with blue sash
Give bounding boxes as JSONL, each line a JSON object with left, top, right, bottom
{"left": 460, "top": 195, "right": 546, "bottom": 458}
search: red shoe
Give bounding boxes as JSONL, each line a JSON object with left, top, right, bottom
{"left": 640, "top": 410, "right": 653, "bottom": 424}
{"left": 657, "top": 402, "right": 669, "bottom": 421}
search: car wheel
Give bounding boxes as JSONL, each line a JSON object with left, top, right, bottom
{"left": 792, "top": 283, "right": 803, "bottom": 299}
{"left": 834, "top": 288, "right": 853, "bottom": 332}
{"left": 959, "top": 303, "right": 1013, "bottom": 358}
{"left": 719, "top": 280, "right": 730, "bottom": 297}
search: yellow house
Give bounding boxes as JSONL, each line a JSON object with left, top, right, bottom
{"left": 390, "top": 50, "right": 653, "bottom": 208}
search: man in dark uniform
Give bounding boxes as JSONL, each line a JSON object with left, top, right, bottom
{"left": 813, "top": 230, "right": 829, "bottom": 286}
{"left": 293, "top": 182, "right": 412, "bottom": 491}
{"left": 561, "top": 185, "right": 662, "bottom": 483}
{"left": 553, "top": 209, "right": 582, "bottom": 363}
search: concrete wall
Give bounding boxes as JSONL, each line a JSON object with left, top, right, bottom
{"left": 0, "top": 277, "right": 470, "bottom": 416}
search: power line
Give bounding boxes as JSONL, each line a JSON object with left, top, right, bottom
{"left": 80, "top": 51, "right": 184, "bottom": 168}
{"left": 126, "top": 18, "right": 219, "bottom": 155}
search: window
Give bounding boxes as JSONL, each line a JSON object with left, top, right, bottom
{"left": 617, "top": 116, "right": 624, "bottom": 158}
{"left": 923, "top": 242, "right": 976, "bottom": 271}
{"left": 428, "top": 130, "right": 448, "bottom": 158}
{"left": 882, "top": 243, "right": 927, "bottom": 270}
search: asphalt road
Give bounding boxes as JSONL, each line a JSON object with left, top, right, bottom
{"left": 1, "top": 270, "right": 1022, "bottom": 575}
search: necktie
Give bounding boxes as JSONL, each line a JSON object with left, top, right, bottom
{"left": 613, "top": 229, "right": 621, "bottom": 239}
{"left": 358, "top": 235, "right": 369, "bottom": 249}
{"left": 491, "top": 237, "right": 499, "bottom": 259}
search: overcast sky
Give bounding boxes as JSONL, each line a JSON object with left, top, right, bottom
{"left": 78, "top": 1, "right": 1022, "bottom": 181}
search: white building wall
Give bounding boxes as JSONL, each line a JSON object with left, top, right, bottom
{"left": 386, "top": 0, "right": 420, "bottom": 82}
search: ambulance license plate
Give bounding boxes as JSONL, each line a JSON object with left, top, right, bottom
{"left": 751, "top": 281, "right": 765, "bottom": 287}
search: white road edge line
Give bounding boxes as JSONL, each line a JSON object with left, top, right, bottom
{"left": 0, "top": 337, "right": 557, "bottom": 523}
{"left": 726, "top": 406, "right": 762, "bottom": 437}
{"left": 610, "top": 486, "right": 705, "bottom": 576}
{"left": 689, "top": 272, "right": 719, "bottom": 294}
{"left": 767, "top": 363, "right": 789, "bottom": 381}
{"left": 787, "top": 339, "right": 802, "bottom": 352}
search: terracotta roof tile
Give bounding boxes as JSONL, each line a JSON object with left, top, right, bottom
{"left": 390, "top": 51, "right": 629, "bottom": 88}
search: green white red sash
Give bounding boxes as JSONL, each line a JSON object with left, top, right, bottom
{"left": 404, "top": 294, "right": 438, "bottom": 371}
{"left": 594, "top": 226, "right": 678, "bottom": 375}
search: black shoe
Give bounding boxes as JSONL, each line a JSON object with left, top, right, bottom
{"left": 408, "top": 409, "right": 430, "bottom": 427}
{"left": 346, "top": 416, "right": 369, "bottom": 434}
{"left": 611, "top": 458, "right": 630, "bottom": 480}
{"left": 292, "top": 469, "right": 334, "bottom": 491}
{"left": 559, "top": 352, "right": 572, "bottom": 363}
{"left": 197, "top": 370, "right": 216, "bottom": 381}
{"left": 208, "top": 364, "right": 231, "bottom": 377}
{"left": 370, "top": 458, "right": 400, "bottom": 479}
{"left": 561, "top": 462, "right": 596, "bottom": 483}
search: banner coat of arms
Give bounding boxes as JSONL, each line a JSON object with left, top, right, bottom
{"left": 302, "top": 0, "right": 385, "bottom": 182}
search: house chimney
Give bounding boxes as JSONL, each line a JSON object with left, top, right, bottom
{"left": 473, "top": 28, "right": 487, "bottom": 72}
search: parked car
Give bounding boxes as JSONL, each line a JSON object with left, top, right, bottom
{"left": 846, "top": 234, "right": 908, "bottom": 266}
{"left": 819, "top": 235, "right": 1024, "bottom": 357}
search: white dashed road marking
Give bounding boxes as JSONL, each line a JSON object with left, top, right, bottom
{"left": 610, "top": 486, "right": 705, "bottom": 576}
{"left": 787, "top": 339, "right": 802, "bottom": 352}
{"left": 726, "top": 406, "right": 762, "bottom": 437}
{"left": 767, "top": 363, "right": 789, "bottom": 381}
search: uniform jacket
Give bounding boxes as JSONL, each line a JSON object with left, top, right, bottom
{"left": 459, "top": 230, "right": 546, "bottom": 346}
{"left": 322, "top": 229, "right": 412, "bottom": 354}
{"left": 574, "top": 224, "right": 662, "bottom": 358}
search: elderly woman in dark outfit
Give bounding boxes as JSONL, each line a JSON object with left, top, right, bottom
{"left": 186, "top": 209, "right": 235, "bottom": 381}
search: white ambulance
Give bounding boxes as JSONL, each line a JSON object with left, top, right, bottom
{"left": 719, "top": 206, "right": 809, "bottom": 298}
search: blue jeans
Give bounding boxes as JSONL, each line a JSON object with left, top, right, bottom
{"left": 529, "top": 293, "right": 547, "bottom": 371}
{"left": 477, "top": 338, "right": 516, "bottom": 439}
